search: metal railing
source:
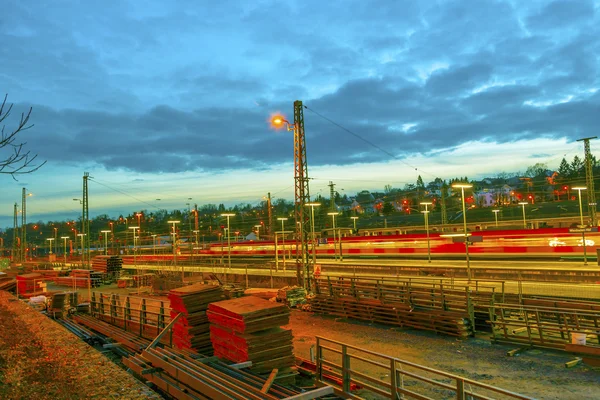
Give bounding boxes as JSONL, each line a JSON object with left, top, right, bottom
{"left": 315, "top": 336, "right": 534, "bottom": 400}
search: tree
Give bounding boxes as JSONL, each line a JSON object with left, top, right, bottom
{"left": 570, "top": 156, "right": 584, "bottom": 179}
{"left": 382, "top": 201, "right": 395, "bottom": 216}
{"left": 0, "top": 94, "right": 46, "bottom": 178}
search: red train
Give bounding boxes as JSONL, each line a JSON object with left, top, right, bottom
{"left": 203, "top": 227, "right": 599, "bottom": 260}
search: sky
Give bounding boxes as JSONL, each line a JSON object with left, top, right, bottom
{"left": 1, "top": 0, "right": 600, "bottom": 229}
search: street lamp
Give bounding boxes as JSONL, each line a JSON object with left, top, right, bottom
{"left": 350, "top": 216, "right": 359, "bottom": 231}
{"left": 129, "top": 226, "right": 139, "bottom": 283}
{"left": 451, "top": 183, "right": 473, "bottom": 281}
{"left": 254, "top": 224, "right": 262, "bottom": 240}
{"left": 151, "top": 234, "right": 157, "bottom": 255}
{"left": 46, "top": 238, "right": 54, "bottom": 255}
{"left": 277, "top": 217, "right": 288, "bottom": 268}
{"left": 61, "top": 236, "right": 69, "bottom": 266}
{"left": 492, "top": 209, "right": 500, "bottom": 227}
{"left": 573, "top": 186, "right": 588, "bottom": 265}
{"left": 77, "top": 233, "right": 86, "bottom": 269}
{"left": 327, "top": 211, "right": 340, "bottom": 261}
{"left": 221, "top": 213, "right": 235, "bottom": 270}
{"left": 518, "top": 202, "right": 528, "bottom": 229}
{"left": 168, "top": 220, "right": 181, "bottom": 280}
{"left": 53, "top": 227, "right": 58, "bottom": 254}
{"left": 306, "top": 203, "right": 321, "bottom": 266}
{"left": 193, "top": 230, "right": 199, "bottom": 257}
{"left": 101, "top": 230, "right": 110, "bottom": 255}
{"left": 420, "top": 202, "right": 432, "bottom": 263}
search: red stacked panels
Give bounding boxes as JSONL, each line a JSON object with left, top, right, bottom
{"left": 16, "top": 273, "right": 43, "bottom": 294}
{"left": 168, "top": 283, "right": 223, "bottom": 354}
{"left": 207, "top": 296, "right": 294, "bottom": 373}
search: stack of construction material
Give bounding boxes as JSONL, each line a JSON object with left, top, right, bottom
{"left": 16, "top": 273, "right": 44, "bottom": 295}
{"left": 276, "top": 286, "right": 307, "bottom": 308}
{"left": 207, "top": 296, "right": 294, "bottom": 374}
{"left": 168, "top": 283, "right": 224, "bottom": 354}
{"left": 53, "top": 270, "right": 102, "bottom": 288}
{"left": 133, "top": 273, "right": 154, "bottom": 288}
{"left": 91, "top": 256, "right": 122, "bottom": 277}
{"left": 48, "top": 292, "right": 71, "bottom": 318}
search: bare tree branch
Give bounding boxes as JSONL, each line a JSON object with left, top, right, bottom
{"left": 0, "top": 94, "right": 46, "bottom": 180}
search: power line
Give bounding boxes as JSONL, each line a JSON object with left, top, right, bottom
{"left": 303, "top": 105, "right": 437, "bottom": 178}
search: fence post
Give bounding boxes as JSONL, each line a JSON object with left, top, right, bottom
{"left": 390, "top": 359, "right": 398, "bottom": 399}
{"left": 456, "top": 378, "right": 465, "bottom": 400}
{"left": 316, "top": 338, "right": 323, "bottom": 383}
{"left": 342, "top": 344, "right": 351, "bottom": 393}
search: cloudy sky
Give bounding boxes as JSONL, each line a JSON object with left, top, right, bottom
{"left": 1, "top": 0, "right": 599, "bottom": 228}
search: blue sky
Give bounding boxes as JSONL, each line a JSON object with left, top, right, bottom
{"left": 1, "top": 0, "right": 599, "bottom": 228}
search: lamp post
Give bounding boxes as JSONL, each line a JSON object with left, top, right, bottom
{"left": 328, "top": 211, "right": 340, "bottom": 261}
{"left": 452, "top": 183, "right": 473, "bottom": 281}
{"left": 46, "top": 238, "right": 54, "bottom": 255}
{"left": 306, "top": 203, "right": 321, "bottom": 266}
{"left": 101, "top": 230, "right": 110, "bottom": 255}
{"left": 518, "top": 202, "right": 528, "bottom": 229}
{"left": 221, "top": 213, "right": 235, "bottom": 270}
{"left": 129, "top": 227, "right": 139, "bottom": 285}
{"left": 53, "top": 227, "right": 58, "bottom": 254}
{"left": 168, "top": 220, "right": 181, "bottom": 280}
{"left": 77, "top": 233, "right": 86, "bottom": 268}
{"left": 277, "top": 217, "right": 288, "bottom": 269}
{"left": 193, "top": 230, "right": 199, "bottom": 258}
{"left": 151, "top": 234, "right": 157, "bottom": 255}
{"left": 420, "top": 202, "right": 432, "bottom": 263}
{"left": 350, "top": 216, "right": 359, "bottom": 232}
{"left": 61, "top": 236, "right": 69, "bottom": 266}
{"left": 254, "top": 225, "right": 262, "bottom": 240}
{"left": 573, "top": 186, "right": 588, "bottom": 265}
{"left": 492, "top": 209, "right": 500, "bottom": 227}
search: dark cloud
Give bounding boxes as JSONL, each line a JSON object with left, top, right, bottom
{"left": 1, "top": 0, "right": 599, "bottom": 176}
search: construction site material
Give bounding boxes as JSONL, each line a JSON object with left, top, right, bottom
{"left": 311, "top": 276, "right": 474, "bottom": 337}
{"left": 208, "top": 296, "right": 294, "bottom": 376}
{"left": 245, "top": 288, "right": 279, "bottom": 300}
{"left": 73, "top": 313, "right": 152, "bottom": 353}
{"left": 0, "top": 277, "right": 16, "bottom": 291}
{"left": 53, "top": 269, "right": 102, "bottom": 288}
{"left": 124, "top": 347, "right": 328, "bottom": 400}
{"left": 91, "top": 255, "right": 123, "bottom": 275}
{"left": 207, "top": 296, "right": 290, "bottom": 334}
{"left": 91, "top": 292, "right": 172, "bottom": 340}
{"left": 48, "top": 292, "right": 77, "bottom": 318}
{"left": 133, "top": 273, "right": 154, "bottom": 288}
{"left": 16, "top": 273, "right": 44, "bottom": 294}
{"left": 277, "top": 286, "right": 307, "bottom": 308}
{"left": 168, "top": 283, "right": 224, "bottom": 354}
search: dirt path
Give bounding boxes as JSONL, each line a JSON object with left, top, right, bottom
{"left": 0, "top": 292, "right": 159, "bottom": 400}
{"left": 286, "top": 310, "right": 600, "bottom": 400}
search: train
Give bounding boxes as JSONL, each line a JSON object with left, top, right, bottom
{"left": 200, "top": 227, "right": 599, "bottom": 260}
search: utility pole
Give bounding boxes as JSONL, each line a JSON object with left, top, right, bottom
{"left": 194, "top": 204, "right": 199, "bottom": 231}
{"left": 83, "top": 172, "right": 90, "bottom": 268}
{"left": 441, "top": 182, "right": 448, "bottom": 226}
{"left": 13, "top": 203, "right": 18, "bottom": 262}
{"left": 293, "top": 100, "right": 312, "bottom": 289}
{"left": 329, "top": 181, "right": 336, "bottom": 211}
{"left": 577, "top": 136, "right": 598, "bottom": 226}
{"left": 21, "top": 188, "right": 26, "bottom": 262}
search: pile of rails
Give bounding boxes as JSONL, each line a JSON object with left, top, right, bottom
{"left": 168, "top": 283, "right": 224, "bottom": 354}
{"left": 91, "top": 256, "right": 122, "bottom": 279}
{"left": 0, "top": 276, "right": 16, "bottom": 291}
{"left": 310, "top": 276, "right": 474, "bottom": 338}
{"left": 208, "top": 296, "right": 295, "bottom": 377}
{"left": 124, "top": 347, "right": 331, "bottom": 400}
{"left": 73, "top": 313, "right": 151, "bottom": 353}
{"left": 53, "top": 269, "right": 102, "bottom": 288}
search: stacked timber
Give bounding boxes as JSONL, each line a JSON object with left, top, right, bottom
{"left": 277, "top": 286, "right": 307, "bottom": 308}
{"left": 208, "top": 296, "right": 295, "bottom": 375}
{"left": 91, "top": 256, "right": 122, "bottom": 277}
{"left": 53, "top": 269, "right": 102, "bottom": 288}
{"left": 168, "top": 283, "right": 224, "bottom": 354}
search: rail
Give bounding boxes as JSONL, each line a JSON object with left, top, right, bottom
{"left": 315, "top": 336, "right": 534, "bottom": 400}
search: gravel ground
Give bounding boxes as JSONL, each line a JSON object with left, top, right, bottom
{"left": 286, "top": 310, "right": 600, "bottom": 400}
{"left": 0, "top": 291, "right": 160, "bottom": 400}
